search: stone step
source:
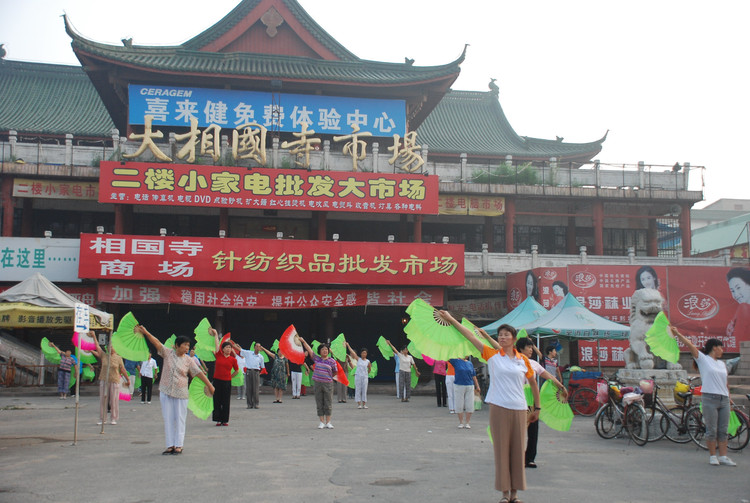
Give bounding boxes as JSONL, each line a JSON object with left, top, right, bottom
{"left": 728, "top": 374, "right": 750, "bottom": 386}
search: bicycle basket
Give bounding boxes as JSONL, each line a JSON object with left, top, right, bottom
{"left": 673, "top": 381, "right": 690, "bottom": 404}
{"left": 609, "top": 384, "right": 622, "bottom": 402}
{"left": 596, "top": 381, "right": 608, "bottom": 404}
{"left": 639, "top": 379, "right": 654, "bottom": 407}
{"left": 622, "top": 392, "right": 643, "bottom": 406}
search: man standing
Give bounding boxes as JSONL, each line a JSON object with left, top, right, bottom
{"left": 239, "top": 342, "right": 265, "bottom": 409}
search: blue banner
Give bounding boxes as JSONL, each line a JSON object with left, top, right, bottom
{"left": 128, "top": 85, "right": 406, "bottom": 137}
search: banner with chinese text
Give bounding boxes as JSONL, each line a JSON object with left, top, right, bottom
{"left": 128, "top": 85, "right": 406, "bottom": 136}
{"left": 99, "top": 161, "right": 438, "bottom": 214}
{"left": 78, "top": 233, "right": 464, "bottom": 286}
{"left": 0, "top": 238, "right": 82, "bottom": 282}
{"left": 506, "top": 267, "right": 568, "bottom": 310}
{"left": 438, "top": 195, "right": 505, "bottom": 216}
{"left": 97, "top": 283, "right": 443, "bottom": 309}
{"left": 578, "top": 340, "right": 629, "bottom": 367}
{"left": 13, "top": 178, "right": 98, "bottom": 200}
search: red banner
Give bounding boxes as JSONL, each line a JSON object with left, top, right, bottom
{"left": 98, "top": 161, "right": 439, "bottom": 215}
{"left": 97, "top": 283, "right": 443, "bottom": 309}
{"left": 506, "top": 267, "right": 568, "bottom": 310}
{"left": 578, "top": 340, "right": 629, "bottom": 367}
{"left": 667, "top": 266, "right": 740, "bottom": 351}
{"left": 78, "top": 233, "right": 464, "bottom": 286}
{"left": 567, "top": 265, "right": 668, "bottom": 324}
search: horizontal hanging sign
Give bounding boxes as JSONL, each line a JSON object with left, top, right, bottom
{"left": 98, "top": 161, "right": 438, "bottom": 215}
{"left": 13, "top": 178, "right": 99, "bottom": 201}
{"left": 0, "top": 238, "right": 82, "bottom": 282}
{"left": 128, "top": 84, "right": 406, "bottom": 137}
{"left": 97, "top": 283, "right": 444, "bottom": 309}
{"left": 78, "top": 234, "right": 464, "bottom": 286}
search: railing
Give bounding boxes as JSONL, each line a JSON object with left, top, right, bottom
{"left": 1, "top": 134, "right": 705, "bottom": 199}
{"left": 0, "top": 362, "right": 57, "bottom": 387}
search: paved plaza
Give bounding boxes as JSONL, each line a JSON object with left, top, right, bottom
{"left": 0, "top": 387, "right": 747, "bottom": 503}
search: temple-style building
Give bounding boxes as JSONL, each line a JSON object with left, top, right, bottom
{"left": 0, "top": 0, "right": 709, "bottom": 350}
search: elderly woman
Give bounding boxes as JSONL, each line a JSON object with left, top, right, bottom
{"left": 346, "top": 342, "right": 372, "bottom": 409}
{"left": 299, "top": 337, "right": 337, "bottom": 429}
{"left": 136, "top": 325, "right": 214, "bottom": 455}
{"left": 439, "top": 312, "right": 539, "bottom": 503}
{"left": 91, "top": 337, "right": 129, "bottom": 426}
{"left": 672, "top": 327, "right": 736, "bottom": 467}
{"left": 209, "top": 329, "right": 239, "bottom": 426}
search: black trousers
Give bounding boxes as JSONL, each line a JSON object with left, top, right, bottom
{"left": 212, "top": 378, "right": 232, "bottom": 423}
{"left": 434, "top": 374, "right": 447, "bottom": 406}
{"left": 526, "top": 417, "right": 539, "bottom": 464}
{"left": 140, "top": 376, "right": 153, "bottom": 402}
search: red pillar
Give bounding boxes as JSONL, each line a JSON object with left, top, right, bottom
{"left": 413, "top": 215, "right": 422, "bottom": 243}
{"left": 1, "top": 178, "right": 14, "bottom": 237}
{"left": 316, "top": 211, "right": 327, "bottom": 240}
{"left": 504, "top": 198, "right": 515, "bottom": 253}
{"left": 680, "top": 203, "right": 692, "bottom": 257}
{"left": 647, "top": 218, "right": 658, "bottom": 257}
{"left": 592, "top": 201, "right": 604, "bottom": 255}
{"left": 114, "top": 205, "right": 125, "bottom": 235}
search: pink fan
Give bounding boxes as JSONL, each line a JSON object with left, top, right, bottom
{"left": 118, "top": 375, "right": 132, "bottom": 401}
{"left": 422, "top": 354, "right": 436, "bottom": 366}
{"left": 72, "top": 331, "right": 97, "bottom": 351}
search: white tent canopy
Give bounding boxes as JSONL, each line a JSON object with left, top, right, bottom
{"left": 0, "top": 273, "right": 111, "bottom": 328}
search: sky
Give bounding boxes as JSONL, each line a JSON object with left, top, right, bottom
{"left": 1, "top": 0, "right": 749, "bottom": 206}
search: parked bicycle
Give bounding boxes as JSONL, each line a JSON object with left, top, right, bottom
{"left": 641, "top": 376, "right": 701, "bottom": 443}
{"left": 688, "top": 393, "right": 750, "bottom": 452}
{"left": 568, "top": 380, "right": 598, "bottom": 417}
{"left": 594, "top": 376, "right": 649, "bottom": 446}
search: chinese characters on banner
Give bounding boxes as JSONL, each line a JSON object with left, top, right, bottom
{"left": 13, "top": 178, "right": 98, "bottom": 200}
{"left": 97, "top": 283, "right": 444, "bottom": 309}
{"left": 98, "top": 161, "right": 438, "bottom": 215}
{"left": 128, "top": 85, "right": 406, "bottom": 136}
{"left": 78, "top": 233, "right": 464, "bottom": 286}
{"left": 0, "top": 237, "right": 82, "bottom": 282}
{"left": 578, "top": 340, "right": 628, "bottom": 367}
{"left": 438, "top": 195, "right": 506, "bottom": 216}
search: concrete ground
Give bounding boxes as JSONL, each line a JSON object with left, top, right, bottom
{"left": 0, "top": 386, "right": 747, "bottom": 503}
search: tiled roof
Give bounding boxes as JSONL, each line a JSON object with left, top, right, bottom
{"left": 691, "top": 212, "right": 750, "bottom": 254}
{"left": 65, "top": 17, "right": 462, "bottom": 85}
{"left": 0, "top": 60, "right": 114, "bottom": 138}
{"left": 182, "top": 0, "right": 358, "bottom": 61}
{"left": 416, "top": 90, "right": 605, "bottom": 160}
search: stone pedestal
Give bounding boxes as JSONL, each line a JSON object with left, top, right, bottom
{"left": 617, "top": 368, "right": 688, "bottom": 407}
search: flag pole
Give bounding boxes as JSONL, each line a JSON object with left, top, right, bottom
{"left": 73, "top": 337, "right": 80, "bottom": 445}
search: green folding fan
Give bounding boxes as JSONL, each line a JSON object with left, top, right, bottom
{"left": 403, "top": 299, "right": 476, "bottom": 361}
{"left": 188, "top": 377, "right": 214, "bottom": 420}
{"left": 347, "top": 366, "right": 356, "bottom": 389}
{"left": 376, "top": 336, "right": 393, "bottom": 360}
{"left": 368, "top": 361, "right": 378, "bottom": 379}
{"left": 330, "top": 333, "right": 347, "bottom": 361}
{"left": 410, "top": 366, "right": 419, "bottom": 389}
{"left": 539, "top": 380, "right": 574, "bottom": 432}
{"left": 164, "top": 334, "right": 176, "bottom": 349}
{"left": 270, "top": 339, "right": 279, "bottom": 353}
{"left": 644, "top": 311, "right": 679, "bottom": 363}
{"left": 194, "top": 318, "right": 216, "bottom": 362}
{"left": 41, "top": 337, "right": 61, "bottom": 364}
{"left": 111, "top": 312, "right": 148, "bottom": 361}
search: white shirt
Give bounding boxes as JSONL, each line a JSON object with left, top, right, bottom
{"left": 139, "top": 358, "right": 157, "bottom": 378}
{"left": 396, "top": 353, "right": 414, "bottom": 372}
{"left": 529, "top": 358, "right": 544, "bottom": 377}
{"left": 241, "top": 350, "right": 265, "bottom": 370}
{"left": 355, "top": 358, "right": 370, "bottom": 377}
{"left": 483, "top": 347, "right": 533, "bottom": 410}
{"left": 235, "top": 353, "right": 246, "bottom": 371}
{"left": 694, "top": 352, "right": 728, "bottom": 396}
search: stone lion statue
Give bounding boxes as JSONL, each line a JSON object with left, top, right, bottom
{"left": 624, "top": 288, "right": 682, "bottom": 370}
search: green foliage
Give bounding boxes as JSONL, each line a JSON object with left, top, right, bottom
{"left": 472, "top": 163, "right": 538, "bottom": 185}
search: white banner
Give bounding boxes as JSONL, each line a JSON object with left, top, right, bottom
{"left": 0, "top": 238, "right": 82, "bottom": 282}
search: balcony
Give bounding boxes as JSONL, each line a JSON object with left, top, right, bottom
{"left": 1, "top": 131, "right": 703, "bottom": 203}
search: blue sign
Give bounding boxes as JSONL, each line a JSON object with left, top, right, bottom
{"left": 128, "top": 85, "right": 406, "bottom": 137}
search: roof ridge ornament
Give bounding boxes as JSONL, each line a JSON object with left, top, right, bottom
{"left": 488, "top": 78, "right": 499, "bottom": 95}
{"left": 261, "top": 6, "right": 285, "bottom": 38}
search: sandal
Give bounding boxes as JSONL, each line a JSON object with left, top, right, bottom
{"left": 172, "top": 447, "right": 183, "bottom": 455}
{"left": 162, "top": 447, "right": 175, "bottom": 455}
{"left": 499, "top": 498, "right": 510, "bottom": 503}
{"left": 509, "top": 498, "right": 523, "bottom": 503}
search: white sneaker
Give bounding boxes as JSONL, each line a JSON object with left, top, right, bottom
{"left": 363, "top": 405, "right": 368, "bottom": 409}
{"left": 458, "top": 423, "right": 465, "bottom": 428}
{"left": 96, "top": 421, "right": 103, "bottom": 425}
{"left": 718, "top": 456, "right": 736, "bottom": 466}
{"left": 449, "top": 410, "right": 456, "bottom": 414}
{"left": 325, "top": 422, "right": 334, "bottom": 429}
{"left": 709, "top": 455, "right": 720, "bottom": 466}
{"left": 318, "top": 422, "right": 325, "bottom": 429}
{"left": 110, "top": 421, "right": 117, "bottom": 425}
{"left": 358, "top": 405, "right": 362, "bottom": 409}
{"left": 465, "top": 424, "right": 471, "bottom": 429}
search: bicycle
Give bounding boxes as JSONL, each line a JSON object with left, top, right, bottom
{"left": 594, "top": 376, "right": 649, "bottom": 446}
{"left": 641, "top": 376, "right": 700, "bottom": 443}
{"left": 568, "top": 381, "right": 598, "bottom": 417}
{"left": 688, "top": 393, "right": 750, "bottom": 452}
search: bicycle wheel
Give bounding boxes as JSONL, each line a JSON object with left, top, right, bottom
{"left": 646, "top": 407, "right": 666, "bottom": 442}
{"left": 595, "top": 403, "right": 622, "bottom": 439}
{"left": 569, "top": 387, "right": 598, "bottom": 417}
{"left": 662, "top": 406, "right": 692, "bottom": 443}
{"left": 728, "top": 411, "right": 749, "bottom": 452}
{"left": 625, "top": 403, "right": 648, "bottom": 446}
{"left": 686, "top": 406, "right": 708, "bottom": 450}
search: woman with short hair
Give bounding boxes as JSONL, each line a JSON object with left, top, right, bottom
{"left": 299, "top": 338, "right": 337, "bottom": 429}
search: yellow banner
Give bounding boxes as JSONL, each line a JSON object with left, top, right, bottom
{"left": 0, "top": 302, "right": 110, "bottom": 329}
{"left": 439, "top": 195, "right": 505, "bottom": 216}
